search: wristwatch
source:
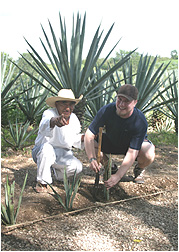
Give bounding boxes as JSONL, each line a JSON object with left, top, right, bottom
{"left": 89, "top": 158, "right": 97, "bottom": 163}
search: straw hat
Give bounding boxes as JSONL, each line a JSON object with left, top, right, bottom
{"left": 46, "top": 89, "right": 83, "bottom": 108}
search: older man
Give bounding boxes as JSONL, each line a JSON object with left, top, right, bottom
{"left": 84, "top": 84, "right": 155, "bottom": 189}
{"left": 32, "top": 89, "right": 83, "bottom": 193}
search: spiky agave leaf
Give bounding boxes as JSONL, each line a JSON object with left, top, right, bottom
{"left": 156, "top": 71, "right": 178, "bottom": 133}
{"left": 45, "top": 182, "right": 67, "bottom": 211}
{"left": 14, "top": 172, "right": 28, "bottom": 223}
{"left": 1, "top": 203, "right": 10, "bottom": 225}
{"left": 1, "top": 176, "right": 15, "bottom": 225}
{"left": 69, "top": 176, "right": 81, "bottom": 210}
{"left": 63, "top": 166, "right": 70, "bottom": 208}
{"left": 9, "top": 180, "right": 15, "bottom": 224}
{"left": 135, "top": 55, "right": 170, "bottom": 112}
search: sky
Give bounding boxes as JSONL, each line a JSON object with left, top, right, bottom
{"left": 0, "top": 0, "right": 178, "bottom": 61}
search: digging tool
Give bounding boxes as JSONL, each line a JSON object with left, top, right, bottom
{"left": 93, "top": 127, "right": 103, "bottom": 199}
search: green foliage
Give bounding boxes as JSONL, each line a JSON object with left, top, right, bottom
{"left": 148, "top": 132, "right": 178, "bottom": 147}
{"left": 1, "top": 53, "right": 22, "bottom": 125}
{"left": 1, "top": 53, "right": 18, "bottom": 95}
{"left": 171, "top": 50, "right": 178, "bottom": 60}
{"left": 84, "top": 65, "right": 117, "bottom": 126}
{"left": 85, "top": 54, "right": 177, "bottom": 124}
{"left": 114, "top": 54, "right": 178, "bottom": 116}
{"left": 156, "top": 58, "right": 178, "bottom": 71}
{"left": 15, "top": 53, "right": 41, "bottom": 79}
{"left": 115, "top": 49, "right": 178, "bottom": 71}
{"left": 156, "top": 71, "right": 178, "bottom": 133}
{"left": 21, "top": 12, "right": 132, "bottom": 97}
{"left": 14, "top": 76, "right": 49, "bottom": 124}
{"left": 121, "top": 54, "right": 171, "bottom": 113}
{"left": 1, "top": 173, "right": 28, "bottom": 225}
{"left": 1, "top": 54, "right": 48, "bottom": 150}
{"left": 2, "top": 120, "right": 38, "bottom": 150}
{"left": 115, "top": 50, "right": 143, "bottom": 74}
{"left": 46, "top": 168, "right": 82, "bottom": 211}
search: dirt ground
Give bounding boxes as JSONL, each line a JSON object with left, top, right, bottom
{"left": 1, "top": 144, "right": 178, "bottom": 250}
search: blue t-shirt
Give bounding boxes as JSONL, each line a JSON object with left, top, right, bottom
{"left": 89, "top": 103, "right": 148, "bottom": 151}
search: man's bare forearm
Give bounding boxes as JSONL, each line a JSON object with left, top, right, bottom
{"left": 84, "top": 129, "right": 96, "bottom": 160}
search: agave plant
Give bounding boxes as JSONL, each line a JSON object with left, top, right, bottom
{"left": 1, "top": 53, "right": 22, "bottom": 125}
{"left": 135, "top": 55, "right": 170, "bottom": 112}
{"left": 1, "top": 173, "right": 28, "bottom": 225}
{"left": 14, "top": 76, "right": 49, "bottom": 125}
{"left": 84, "top": 65, "right": 118, "bottom": 126}
{"left": 13, "top": 12, "right": 135, "bottom": 125}
{"left": 46, "top": 168, "right": 81, "bottom": 211}
{"left": 1, "top": 53, "right": 21, "bottom": 100}
{"left": 84, "top": 56, "right": 138, "bottom": 125}
{"left": 103, "top": 154, "right": 112, "bottom": 201}
{"left": 156, "top": 71, "right": 178, "bottom": 133}
{"left": 2, "top": 119, "right": 38, "bottom": 150}
{"left": 116, "top": 54, "right": 177, "bottom": 114}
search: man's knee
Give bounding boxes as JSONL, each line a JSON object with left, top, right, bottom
{"left": 36, "top": 143, "right": 56, "bottom": 164}
{"left": 147, "top": 144, "right": 155, "bottom": 162}
{"left": 38, "top": 143, "right": 55, "bottom": 158}
{"left": 138, "top": 142, "right": 155, "bottom": 165}
{"left": 41, "top": 143, "right": 54, "bottom": 154}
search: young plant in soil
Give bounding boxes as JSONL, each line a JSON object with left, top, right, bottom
{"left": 46, "top": 167, "right": 82, "bottom": 212}
{"left": 1, "top": 172, "right": 28, "bottom": 225}
{"left": 104, "top": 154, "right": 112, "bottom": 201}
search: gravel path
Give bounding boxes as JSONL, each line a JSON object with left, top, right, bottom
{"left": 1, "top": 190, "right": 178, "bottom": 251}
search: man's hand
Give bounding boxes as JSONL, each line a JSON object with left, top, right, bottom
{"left": 104, "top": 173, "right": 121, "bottom": 189}
{"left": 50, "top": 114, "right": 69, "bottom": 128}
{"left": 89, "top": 159, "right": 102, "bottom": 173}
{"left": 104, "top": 148, "right": 139, "bottom": 189}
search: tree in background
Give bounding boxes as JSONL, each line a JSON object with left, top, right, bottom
{"left": 171, "top": 50, "right": 178, "bottom": 59}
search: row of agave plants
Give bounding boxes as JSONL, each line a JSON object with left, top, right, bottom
{"left": 1, "top": 12, "right": 178, "bottom": 151}
{"left": 1, "top": 161, "right": 113, "bottom": 225}
{"left": 1, "top": 168, "right": 82, "bottom": 225}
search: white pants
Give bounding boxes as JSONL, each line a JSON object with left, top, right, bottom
{"left": 32, "top": 143, "right": 83, "bottom": 184}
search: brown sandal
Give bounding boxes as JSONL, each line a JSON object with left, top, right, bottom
{"left": 34, "top": 183, "right": 48, "bottom": 193}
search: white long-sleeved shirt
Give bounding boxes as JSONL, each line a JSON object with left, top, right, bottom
{"left": 35, "top": 108, "right": 83, "bottom": 149}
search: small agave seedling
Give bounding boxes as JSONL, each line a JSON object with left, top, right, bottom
{"left": 1, "top": 172, "right": 28, "bottom": 225}
{"left": 46, "top": 167, "right": 82, "bottom": 211}
{"left": 103, "top": 154, "right": 112, "bottom": 201}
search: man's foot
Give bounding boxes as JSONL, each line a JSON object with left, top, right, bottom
{"left": 133, "top": 165, "right": 145, "bottom": 184}
{"left": 34, "top": 183, "right": 48, "bottom": 193}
